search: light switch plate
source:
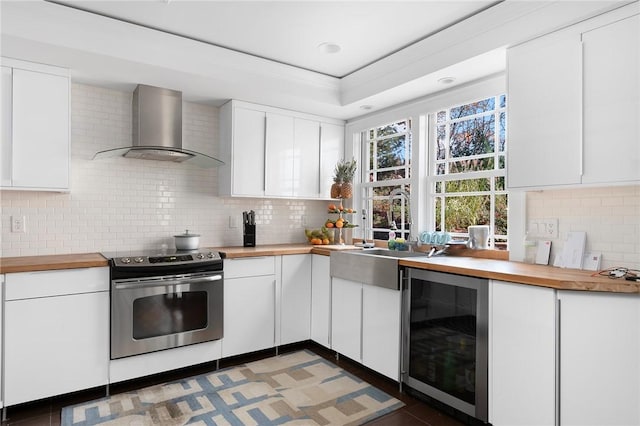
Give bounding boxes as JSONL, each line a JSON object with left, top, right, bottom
{"left": 11, "top": 215, "right": 26, "bottom": 233}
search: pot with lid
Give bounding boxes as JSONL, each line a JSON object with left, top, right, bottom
{"left": 174, "top": 229, "right": 200, "bottom": 250}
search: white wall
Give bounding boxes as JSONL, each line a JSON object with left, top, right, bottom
{"left": 527, "top": 186, "right": 640, "bottom": 270}
{"left": 0, "top": 83, "right": 328, "bottom": 257}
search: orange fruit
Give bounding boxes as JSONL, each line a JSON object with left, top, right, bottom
{"left": 322, "top": 238, "right": 330, "bottom": 245}
{"left": 328, "top": 203, "right": 336, "bottom": 211}
{"left": 311, "top": 238, "right": 322, "bottom": 245}
{"left": 326, "top": 221, "right": 334, "bottom": 228}
{"left": 336, "top": 219, "right": 344, "bottom": 228}
{"left": 346, "top": 208, "right": 353, "bottom": 213}
{"left": 339, "top": 205, "right": 344, "bottom": 211}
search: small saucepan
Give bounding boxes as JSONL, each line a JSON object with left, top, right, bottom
{"left": 174, "top": 230, "right": 200, "bottom": 250}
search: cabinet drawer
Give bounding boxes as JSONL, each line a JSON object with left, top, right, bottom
{"left": 5, "top": 267, "right": 109, "bottom": 300}
{"left": 224, "top": 257, "right": 275, "bottom": 279}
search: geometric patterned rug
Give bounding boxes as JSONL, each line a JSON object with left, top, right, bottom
{"left": 61, "top": 350, "right": 404, "bottom": 425}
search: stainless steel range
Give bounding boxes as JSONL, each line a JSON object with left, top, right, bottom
{"left": 105, "top": 249, "right": 224, "bottom": 359}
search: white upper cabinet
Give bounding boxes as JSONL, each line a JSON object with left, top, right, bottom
{"left": 226, "top": 106, "right": 266, "bottom": 196}
{"left": 319, "top": 122, "right": 344, "bottom": 199}
{"left": 293, "top": 117, "right": 321, "bottom": 198}
{"left": 265, "top": 112, "right": 295, "bottom": 197}
{"left": 507, "top": 7, "right": 639, "bottom": 189}
{"left": 507, "top": 33, "right": 582, "bottom": 188}
{"left": 219, "top": 100, "right": 344, "bottom": 199}
{"left": 581, "top": 14, "right": 639, "bottom": 185}
{"left": 1, "top": 66, "right": 12, "bottom": 187}
{"left": 1, "top": 58, "right": 70, "bottom": 191}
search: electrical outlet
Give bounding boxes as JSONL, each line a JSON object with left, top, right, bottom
{"left": 527, "top": 218, "right": 558, "bottom": 238}
{"left": 542, "top": 218, "right": 558, "bottom": 238}
{"left": 11, "top": 215, "right": 26, "bottom": 233}
{"left": 301, "top": 215, "right": 308, "bottom": 227}
{"left": 229, "top": 215, "right": 239, "bottom": 229}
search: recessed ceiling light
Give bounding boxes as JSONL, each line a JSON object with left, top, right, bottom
{"left": 438, "top": 77, "right": 456, "bottom": 85}
{"left": 359, "top": 105, "right": 373, "bottom": 111}
{"left": 318, "top": 42, "right": 341, "bottom": 54}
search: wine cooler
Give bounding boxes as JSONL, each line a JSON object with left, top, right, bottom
{"left": 402, "top": 268, "right": 489, "bottom": 423}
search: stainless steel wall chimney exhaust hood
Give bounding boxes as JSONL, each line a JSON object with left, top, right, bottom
{"left": 93, "top": 85, "right": 223, "bottom": 168}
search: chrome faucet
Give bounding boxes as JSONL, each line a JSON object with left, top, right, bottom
{"left": 387, "top": 188, "right": 416, "bottom": 249}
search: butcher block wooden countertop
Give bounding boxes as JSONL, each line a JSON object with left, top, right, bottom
{"left": 213, "top": 243, "right": 357, "bottom": 258}
{"left": 1, "top": 245, "right": 637, "bottom": 293}
{"left": 0, "top": 253, "right": 108, "bottom": 273}
{"left": 399, "top": 256, "right": 640, "bottom": 294}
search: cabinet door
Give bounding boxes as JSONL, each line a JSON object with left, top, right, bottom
{"left": 582, "top": 15, "right": 639, "bottom": 184}
{"left": 265, "top": 112, "right": 294, "bottom": 197}
{"left": 12, "top": 68, "right": 69, "bottom": 189}
{"left": 4, "top": 291, "right": 109, "bottom": 406}
{"left": 280, "top": 254, "right": 312, "bottom": 345}
{"left": 362, "top": 285, "right": 401, "bottom": 380}
{"left": 222, "top": 275, "right": 276, "bottom": 358}
{"left": 1, "top": 66, "right": 11, "bottom": 187}
{"left": 293, "top": 118, "right": 320, "bottom": 198}
{"left": 232, "top": 107, "right": 266, "bottom": 196}
{"left": 311, "top": 254, "right": 331, "bottom": 347}
{"left": 507, "top": 33, "right": 582, "bottom": 188}
{"left": 320, "top": 122, "right": 344, "bottom": 199}
{"left": 331, "top": 277, "right": 362, "bottom": 361}
{"left": 489, "top": 281, "right": 556, "bottom": 426}
{"left": 559, "top": 291, "right": 640, "bottom": 426}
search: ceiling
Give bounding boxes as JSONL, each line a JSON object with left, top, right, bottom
{"left": 0, "top": 1, "right": 630, "bottom": 119}
{"left": 56, "top": 0, "right": 498, "bottom": 78}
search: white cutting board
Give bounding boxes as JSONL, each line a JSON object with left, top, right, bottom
{"left": 560, "top": 231, "right": 586, "bottom": 269}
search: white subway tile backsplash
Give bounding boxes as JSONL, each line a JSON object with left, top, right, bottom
{"left": 527, "top": 185, "right": 640, "bottom": 270}
{"left": 0, "top": 83, "right": 328, "bottom": 257}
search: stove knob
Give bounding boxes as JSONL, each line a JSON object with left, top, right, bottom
{"left": 134, "top": 257, "right": 144, "bottom": 263}
{"left": 196, "top": 253, "right": 205, "bottom": 259}
{"left": 207, "top": 252, "right": 215, "bottom": 258}
{"left": 121, "top": 257, "right": 131, "bottom": 264}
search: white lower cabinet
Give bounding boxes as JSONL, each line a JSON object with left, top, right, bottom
{"left": 310, "top": 254, "right": 331, "bottom": 347}
{"left": 489, "top": 281, "right": 556, "bottom": 426}
{"left": 280, "top": 254, "right": 312, "bottom": 345}
{"left": 331, "top": 277, "right": 401, "bottom": 381}
{"left": 331, "top": 278, "right": 362, "bottom": 362}
{"left": 559, "top": 291, "right": 640, "bottom": 426}
{"left": 361, "top": 283, "right": 401, "bottom": 381}
{"left": 222, "top": 257, "right": 277, "bottom": 358}
{"left": 3, "top": 268, "right": 109, "bottom": 407}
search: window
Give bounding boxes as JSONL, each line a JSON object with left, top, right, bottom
{"left": 361, "top": 119, "right": 412, "bottom": 241}
{"left": 430, "top": 95, "right": 507, "bottom": 249}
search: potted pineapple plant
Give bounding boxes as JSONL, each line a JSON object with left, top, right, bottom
{"left": 331, "top": 158, "right": 357, "bottom": 199}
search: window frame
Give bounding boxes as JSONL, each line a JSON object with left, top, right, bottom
{"left": 345, "top": 75, "right": 509, "bottom": 248}
{"left": 427, "top": 94, "right": 508, "bottom": 248}
{"left": 359, "top": 118, "right": 413, "bottom": 241}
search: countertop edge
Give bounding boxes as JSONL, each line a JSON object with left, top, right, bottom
{"left": 2, "top": 247, "right": 637, "bottom": 294}
{"left": 0, "top": 253, "right": 109, "bottom": 274}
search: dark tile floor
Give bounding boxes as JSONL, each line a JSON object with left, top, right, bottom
{"left": 1, "top": 342, "right": 466, "bottom": 426}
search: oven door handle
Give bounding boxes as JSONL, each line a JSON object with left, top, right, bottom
{"left": 113, "top": 274, "right": 223, "bottom": 290}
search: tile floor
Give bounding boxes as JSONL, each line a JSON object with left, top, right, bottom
{"left": 0, "top": 342, "right": 467, "bottom": 426}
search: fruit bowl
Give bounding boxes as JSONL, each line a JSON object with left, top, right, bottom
{"left": 304, "top": 227, "right": 334, "bottom": 245}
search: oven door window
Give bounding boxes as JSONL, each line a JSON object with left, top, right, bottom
{"left": 132, "top": 291, "right": 208, "bottom": 339}
{"left": 409, "top": 279, "right": 477, "bottom": 405}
